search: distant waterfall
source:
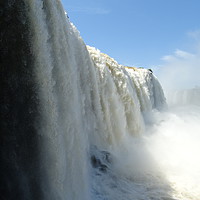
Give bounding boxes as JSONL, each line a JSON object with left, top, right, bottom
{"left": 166, "top": 87, "right": 200, "bottom": 106}
{"left": 0, "top": 1, "right": 166, "bottom": 200}
{"left": 86, "top": 46, "right": 166, "bottom": 148}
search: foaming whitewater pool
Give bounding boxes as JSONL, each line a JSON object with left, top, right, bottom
{"left": 90, "top": 104, "right": 200, "bottom": 200}
{"left": 145, "top": 105, "right": 200, "bottom": 200}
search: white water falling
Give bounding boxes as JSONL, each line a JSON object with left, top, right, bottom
{"left": 28, "top": 1, "right": 95, "bottom": 199}
{"left": 166, "top": 87, "right": 200, "bottom": 106}
{"left": 24, "top": 0, "right": 200, "bottom": 199}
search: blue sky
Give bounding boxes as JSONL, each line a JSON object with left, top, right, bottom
{"left": 61, "top": 0, "right": 200, "bottom": 71}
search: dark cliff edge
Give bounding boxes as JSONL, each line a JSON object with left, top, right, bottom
{"left": 0, "top": 1, "right": 43, "bottom": 199}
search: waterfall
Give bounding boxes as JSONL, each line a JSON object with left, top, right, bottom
{"left": 0, "top": 1, "right": 169, "bottom": 200}
{"left": 166, "top": 87, "right": 200, "bottom": 106}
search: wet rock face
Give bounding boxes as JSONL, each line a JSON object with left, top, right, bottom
{"left": 90, "top": 147, "right": 112, "bottom": 173}
{"left": 0, "top": 1, "right": 42, "bottom": 200}
{"left": 91, "top": 155, "right": 108, "bottom": 172}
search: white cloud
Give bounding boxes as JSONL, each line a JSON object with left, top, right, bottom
{"left": 161, "top": 49, "right": 194, "bottom": 62}
{"left": 161, "top": 55, "right": 175, "bottom": 62}
{"left": 155, "top": 35, "right": 200, "bottom": 91}
{"left": 174, "top": 49, "right": 194, "bottom": 59}
{"left": 187, "top": 30, "right": 200, "bottom": 41}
